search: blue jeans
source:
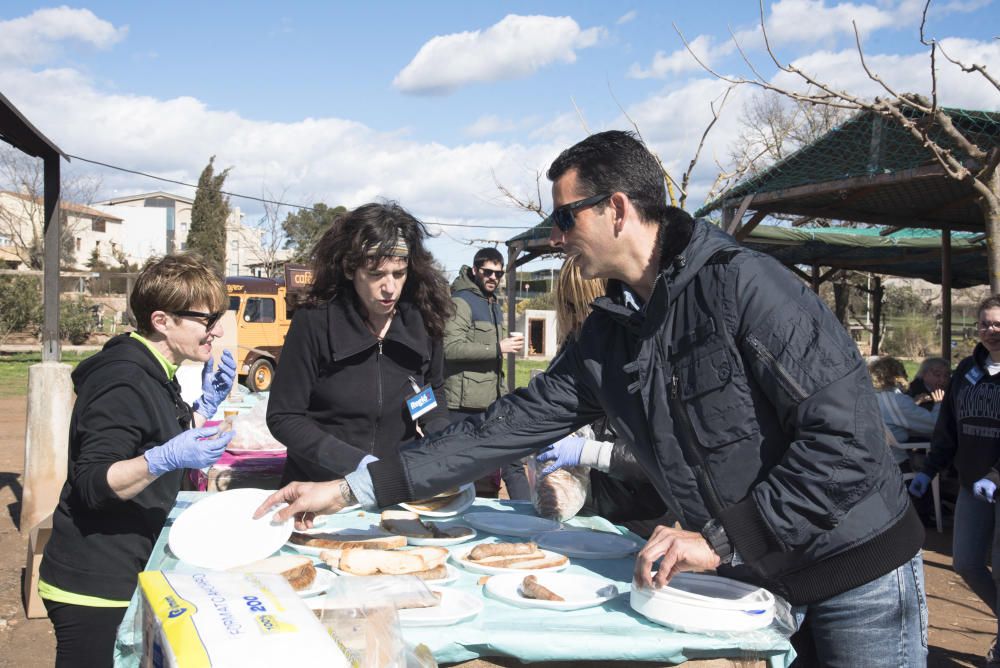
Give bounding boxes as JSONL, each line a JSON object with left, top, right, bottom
{"left": 951, "top": 486, "right": 999, "bottom": 632}
{"left": 791, "top": 553, "right": 927, "bottom": 667}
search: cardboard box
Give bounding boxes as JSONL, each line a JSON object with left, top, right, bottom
{"left": 22, "top": 516, "right": 52, "bottom": 619}
{"left": 138, "top": 570, "right": 349, "bottom": 667}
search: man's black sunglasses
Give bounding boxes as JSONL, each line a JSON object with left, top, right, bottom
{"left": 477, "top": 267, "right": 505, "bottom": 280}
{"left": 551, "top": 193, "right": 612, "bottom": 233}
{"left": 172, "top": 309, "right": 225, "bottom": 330}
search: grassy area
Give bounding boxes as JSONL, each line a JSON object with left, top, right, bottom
{"left": 0, "top": 351, "right": 97, "bottom": 399}
{"left": 514, "top": 359, "right": 551, "bottom": 388}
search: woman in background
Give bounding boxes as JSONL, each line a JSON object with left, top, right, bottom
{"left": 907, "top": 356, "right": 950, "bottom": 411}
{"left": 267, "top": 202, "right": 454, "bottom": 485}
{"left": 910, "top": 295, "right": 1000, "bottom": 665}
{"left": 534, "top": 256, "right": 667, "bottom": 527}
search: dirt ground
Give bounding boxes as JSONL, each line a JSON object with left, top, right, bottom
{"left": 0, "top": 394, "right": 994, "bottom": 668}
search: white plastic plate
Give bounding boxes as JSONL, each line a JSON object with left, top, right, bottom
{"left": 629, "top": 572, "right": 776, "bottom": 633}
{"left": 332, "top": 563, "right": 460, "bottom": 586}
{"left": 399, "top": 483, "right": 476, "bottom": 518}
{"left": 397, "top": 587, "right": 484, "bottom": 627}
{"left": 461, "top": 512, "right": 561, "bottom": 537}
{"left": 296, "top": 567, "right": 338, "bottom": 598}
{"left": 451, "top": 548, "right": 569, "bottom": 575}
{"left": 484, "top": 572, "right": 620, "bottom": 611}
{"left": 168, "top": 488, "right": 293, "bottom": 569}
{"left": 533, "top": 528, "right": 641, "bottom": 559}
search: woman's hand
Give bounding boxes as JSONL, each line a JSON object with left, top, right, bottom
{"left": 253, "top": 479, "right": 358, "bottom": 529}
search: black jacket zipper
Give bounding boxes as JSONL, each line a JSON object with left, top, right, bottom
{"left": 745, "top": 333, "right": 809, "bottom": 402}
{"left": 372, "top": 339, "right": 383, "bottom": 452}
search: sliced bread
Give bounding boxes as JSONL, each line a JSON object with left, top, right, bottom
{"left": 230, "top": 555, "right": 317, "bottom": 591}
{"left": 337, "top": 546, "right": 450, "bottom": 576}
{"left": 289, "top": 532, "right": 406, "bottom": 551}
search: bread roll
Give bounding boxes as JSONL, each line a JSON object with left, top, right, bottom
{"left": 289, "top": 532, "right": 406, "bottom": 551}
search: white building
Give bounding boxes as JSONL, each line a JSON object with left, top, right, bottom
{"left": 0, "top": 190, "right": 124, "bottom": 270}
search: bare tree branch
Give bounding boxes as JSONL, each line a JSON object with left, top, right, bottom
{"left": 492, "top": 169, "right": 548, "bottom": 219}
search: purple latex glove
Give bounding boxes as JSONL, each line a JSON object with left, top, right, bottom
{"left": 973, "top": 477, "right": 997, "bottom": 503}
{"left": 192, "top": 349, "right": 237, "bottom": 418}
{"left": 908, "top": 472, "right": 931, "bottom": 498}
{"left": 536, "top": 435, "right": 586, "bottom": 477}
{"left": 144, "top": 426, "right": 234, "bottom": 476}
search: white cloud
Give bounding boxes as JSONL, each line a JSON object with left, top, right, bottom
{"left": 0, "top": 6, "right": 127, "bottom": 66}
{"left": 463, "top": 114, "right": 530, "bottom": 138}
{"left": 628, "top": 35, "right": 724, "bottom": 78}
{"left": 616, "top": 10, "right": 637, "bottom": 25}
{"left": 393, "top": 14, "right": 605, "bottom": 95}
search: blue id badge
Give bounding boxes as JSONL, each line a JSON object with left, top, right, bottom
{"left": 406, "top": 376, "right": 437, "bottom": 421}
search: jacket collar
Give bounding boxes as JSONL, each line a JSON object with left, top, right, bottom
{"left": 326, "top": 294, "right": 430, "bottom": 362}
{"left": 451, "top": 265, "right": 493, "bottom": 301}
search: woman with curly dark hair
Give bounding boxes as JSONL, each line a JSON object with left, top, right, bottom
{"left": 267, "top": 202, "right": 454, "bottom": 484}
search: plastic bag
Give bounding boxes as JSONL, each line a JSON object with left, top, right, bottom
{"left": 228, "top": 395, "right": 284, "bottom": 450}
{"left": 312, "top": 575, "right": 437, "bottom": 668}
{"left": 526, "top": 453, "right": 591, "bottom": 521}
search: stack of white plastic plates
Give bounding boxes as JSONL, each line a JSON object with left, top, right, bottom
{"left": 629, "top": 572, "right": 775, "bottom": 634}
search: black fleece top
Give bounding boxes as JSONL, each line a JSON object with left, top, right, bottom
{"left": 39, "top": 334, "right": 192, "bottom": 601}
{"left": 924, "top": 343, "right": 1000, "bottom": 490}
{"left": 267, "top": 295, "right": 450, "bottom": 484}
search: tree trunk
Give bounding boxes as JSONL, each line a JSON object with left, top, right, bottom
{"left": 833, "top": 277, "right": 850, "bottom": 328}
{"left": 980, "top": 187, "right": 1000, "bottom": 294}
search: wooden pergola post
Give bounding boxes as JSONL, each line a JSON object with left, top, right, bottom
{"left": 941, "top": 229, "right": 953, "bottom": 362}
{"left": 42, "top": 154, "right": 61, "bottom": 361}
{"left": 505, "top": 246, "right": 520, "bottom": 393}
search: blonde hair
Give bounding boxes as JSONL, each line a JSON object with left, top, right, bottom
{"left": 554, "top": 255, "right": 606, "bottom": 345}
{"left": 131, "top": 253, "right": 226, "bottom": 335}
{"left": 868, "top": 356, "right": 908, "bottom": 392}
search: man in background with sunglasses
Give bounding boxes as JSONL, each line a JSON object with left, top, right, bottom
{"left": 443, "top": 247, "right": 528, "bottom": 499}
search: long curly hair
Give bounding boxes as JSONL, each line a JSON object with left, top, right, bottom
{"left": 868, "top": 356, "right": 908, "bottom": 392}
{"left": 304, "top": 201, "right": 453, "bottom": 338}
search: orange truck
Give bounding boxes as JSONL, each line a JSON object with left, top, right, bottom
{"left": 225, "top": 264, "right": 313, "bottom": 392}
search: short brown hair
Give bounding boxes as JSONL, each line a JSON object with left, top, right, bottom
{"left": 130, "top": 253, "right": 226, "bottom": 335}
{"left": 978, "top": 295, "right": 1000, "bottom": 320}
{"left": 868, "top": 356, "right": 907, "bottom": 392}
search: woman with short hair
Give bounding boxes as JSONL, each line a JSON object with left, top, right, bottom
{"left": 267, "top": 201, "right": 453, "bottom": 485}
{"left": 39, "top": 253, "right": 236, "bottom": 667}
{"left": 911, "top": 295, "right": 1000, "bottom": 665}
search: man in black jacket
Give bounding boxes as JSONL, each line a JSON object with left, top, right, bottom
{"left": 258, "top": 131, "right": 926, "bottom": 667}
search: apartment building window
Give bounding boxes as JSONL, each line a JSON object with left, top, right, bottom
{"left": 230, "top": 263, "right": 239, "bottom": 276}
{"left": 75, "top": 238, "right": 81, "bottom": 251}
{"left": 231, "top": 240, "right": 238, "bottom": 250}
{"left": 92, "top": 218, "right": 106, "bottom": 233}
{"left": 0, "top": 234, "right": 11, "bottom": 246}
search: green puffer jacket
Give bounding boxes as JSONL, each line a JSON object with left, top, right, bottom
{"left": 443, "top": 266, "right": 506, "bottom": 410}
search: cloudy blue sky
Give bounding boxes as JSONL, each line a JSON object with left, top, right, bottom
{"left": 1, "top": 1, "right": 997, "bottom": 275}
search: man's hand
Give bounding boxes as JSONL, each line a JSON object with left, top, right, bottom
{"left": 633, "top": 525, "right": 721, "bottom": 589}
{"left": 908, "top": 472, "right": 932, "bottom": 498}
{"left": 253, "top": 479, "right": 358, "bottom": 529}
{"left": 499, "top": 335, "right": 524, "bottom": 354}
{"left": 973, "top": 477, "right": 996, "bottom": 503}
{"left": 930, "top": 388, "right": 945, "bottom": 403}
{"left": 536, "top": 435, "right": 586, "bottom": 476}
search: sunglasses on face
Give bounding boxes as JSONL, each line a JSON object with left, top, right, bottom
{"left": 477, "top": 267, "right": 505, "bottom": 280}
{"left": 172, "top": 309, "right": 225, "bottom": 331}
{"left": 551, "top": 193, "right": 612, "bottom": 233}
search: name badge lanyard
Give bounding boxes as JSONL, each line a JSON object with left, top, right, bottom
{"left": 405, "top": 375, "right": 437, "bottom": 421}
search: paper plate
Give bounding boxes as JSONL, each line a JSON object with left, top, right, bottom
{"left": 533, "top": 528, "right": 641, "bottom": 559}
{"left": 297, "top": 567, "right": 338, "bottom": 598}
{"left": 403, "top": 525, "right": 477, "bottom": 547}
{"left": 397, "top": 587, "right": 484, "bottom": 627}
{"left": 451, "top": 548, "right": 569, "bottom": 575}
{"left": 630, "top": 572, "right": 776, "bottom": 633}
{"left": 484, "top": 572, "right": 620, "bottom": 611}
{"left": 399, "top": 483, "right": 476, "bottom": 518}
{"left": 332, "top": 563, "right": 460, "bottom": 586}
{"left": 168, "top": 488, "right": 293, "bottom": 569}
{"left": 286, "top": 527, "right": 399, "bottom": 556}
{"left": 462, "top": 511, "right": 561, "bottom": 537}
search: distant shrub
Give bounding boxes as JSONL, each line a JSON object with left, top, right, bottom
{"left": 60, "top": 296, "right": 96, "bottom": 345}
{"left": 0, "top": 276, "right": 42, "bottom": 344}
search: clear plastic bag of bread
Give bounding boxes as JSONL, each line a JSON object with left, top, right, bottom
{"left": 227, "top": 395, "right": 285, "bottom": 451}
{"left": 526, "top": 454, "right": 590, "bottom": 522}
{"left": 312, "top": 575, "right": 436, "bottom": 668}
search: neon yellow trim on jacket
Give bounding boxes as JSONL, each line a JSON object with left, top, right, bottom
{"left": 37, "top": 578, "right": 130, "bottom": 607}
{"left": 129, "top": 332, "right": 178, "bottom": 380}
